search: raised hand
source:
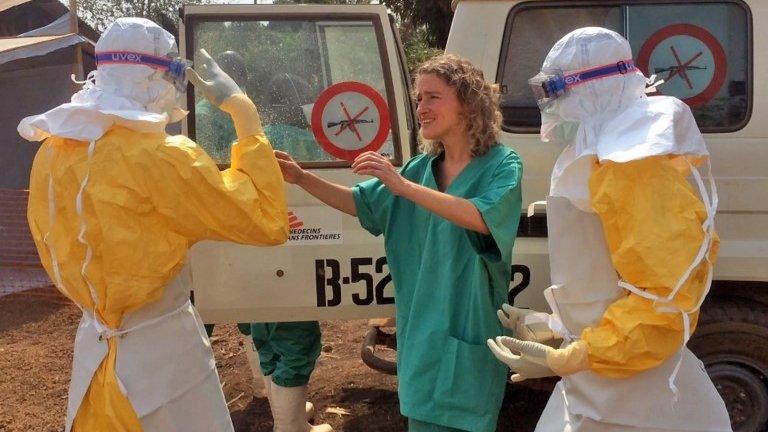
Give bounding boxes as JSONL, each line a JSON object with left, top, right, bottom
{"left": 185, "top": 48, "right": 244, "bottom": 106}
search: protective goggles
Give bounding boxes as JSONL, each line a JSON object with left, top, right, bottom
{"left": 529, "top": 59, "right": 636, "bottom": 108}
{"left": 95, "top": 51, "right": 193, "bottom": 92}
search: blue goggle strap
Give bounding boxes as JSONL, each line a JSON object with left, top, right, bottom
{"left": 95, "top": 51, "right": 189, "bottom": 79}
{"left": 562, "top": 59, "right": 635, "bottom": 88}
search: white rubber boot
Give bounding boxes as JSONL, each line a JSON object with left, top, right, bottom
{"left": 264, "top": 375, "right": 315, "bottom": 421}
{"left": 244, "top": 336, "right": 268, "bottom": 398}
{"left": 270, "top": 383, "right": 333, "bottom": 432}
{"left": 263, "top": 375, "right": 276, "bottom": 419}
{"left": 305, "top": 401, "right": 315, "bottom": 420}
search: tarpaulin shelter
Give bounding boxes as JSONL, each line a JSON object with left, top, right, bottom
{"left": 0, "top": 0, "right": 95, "bottom": 273}
{"left": 0, "top": 0, "right": 96, "bottom": 190}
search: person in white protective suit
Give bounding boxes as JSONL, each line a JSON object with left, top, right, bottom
{"left": 486, "top": 27, "right": 733, "bottom": 431}
{"left": 19, "top": 18, "right": 289, "bottom": 431}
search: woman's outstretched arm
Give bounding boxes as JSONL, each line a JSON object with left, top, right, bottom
{"left": 274, "top": 150, "right": 357, "bottom": 216}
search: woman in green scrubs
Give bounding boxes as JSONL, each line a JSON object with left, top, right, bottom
{"left": 276, "top": 54, "right": 523, "bottom": 431}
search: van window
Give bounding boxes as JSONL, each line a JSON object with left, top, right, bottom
{"left": 498, "top": 1, "right": 750, "bottom": 133}
{"left": 189, "top": 18, "right": 398, "bottom": 166}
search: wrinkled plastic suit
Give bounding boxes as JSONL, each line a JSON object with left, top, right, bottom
{"left": 501, "top": 27, "right": 732, "bottom": 431}
{"left": 19, "top": 18, "right": 287, "bottom": 432}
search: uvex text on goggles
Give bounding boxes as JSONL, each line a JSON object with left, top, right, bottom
{"left": 529, "top": 59, "right": 636, "bottom": 108}
{"left": 95, "top": 51, "right": 193, "bottom": 92}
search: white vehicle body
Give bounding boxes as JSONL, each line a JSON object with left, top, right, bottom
{"left": 181, "top": 2, "right": 768, "bottom": 430}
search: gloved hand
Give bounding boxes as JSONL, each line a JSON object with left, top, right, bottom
{"left": 487, "top": 336, "right": 589, "bottom": 381}
{"left": 186, "top": 49, "right": 262, "bottom": 139}
{"left": 497, "top": 303, "right": 556, "bottom": 343}
{"left": 185, "top": 48, "right": 243, "bottom": 106}
{"left": 487, "top": 336, "right": 556, "bottom": 382}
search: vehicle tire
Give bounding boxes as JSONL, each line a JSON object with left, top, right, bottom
{"left": 689, "top": 299, "right": 768, "bottom": 432}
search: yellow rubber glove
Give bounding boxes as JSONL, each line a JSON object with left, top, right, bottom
{"left": 219, "top": 94, "right": 262, "bottom": 140}
{"left": 488, "top": 337, "right": 589, "bottom": 378}
{"left": 496, "top": 303, "right": 556, "bottom": 343}
{"left": 186, "top": 49, "right": 263, "bottom": 139}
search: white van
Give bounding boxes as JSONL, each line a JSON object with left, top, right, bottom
{"left": 180, "top": 2, "right": 767, "bottom": 430}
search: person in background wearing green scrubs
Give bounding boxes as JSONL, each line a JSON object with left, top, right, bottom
{"left": 195, "top": 53, "right": 332, "bottom": 163}
{"left": 275, "top": 54, "right": 523, "bottom": 432}
{"left": 194, "top": 51, "right": 332, "bottom": 432}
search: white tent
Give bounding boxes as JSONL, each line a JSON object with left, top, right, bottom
{"left": 0, "top": 33, "right": 86, "bottom": 63}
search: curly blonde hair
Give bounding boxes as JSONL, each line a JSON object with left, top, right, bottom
{"left": 413, "top": 54, "right": 502, "bottom": 157}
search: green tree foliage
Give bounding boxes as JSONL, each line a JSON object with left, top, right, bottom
{"left": 401, "top": 25, "right": 443, "bottom": 71}
{"left": 260, "top": 0, "right": 446, "bottom": 66}
{"left": 80, "top": 0, "right": 446, "bottom": 74}
{"left": 380, "top": 0, "right": 453, "bottom": 48}
{"left": 79, "top": 0, "right": 209, "bottom": 34}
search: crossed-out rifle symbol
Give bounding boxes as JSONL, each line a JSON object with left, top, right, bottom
{"left": 654, "top": 44, "right": 707, "bottom": 90}
{"left": 326, "top": 101, "right": 373, "bottom": 142}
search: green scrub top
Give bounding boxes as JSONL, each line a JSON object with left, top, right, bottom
{"left": 352, "top": 144, "right": 523, "bottom": 432}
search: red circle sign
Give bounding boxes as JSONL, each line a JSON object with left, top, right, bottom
{"left": 310, "top": 81, "right": 391, "bottom": 161}
{"left": 637, "top": 24, "right": 726, "bottom": 107}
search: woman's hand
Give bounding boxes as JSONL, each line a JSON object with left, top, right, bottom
{"left": 274, "top": 150, "right": 305, "bottom": 184}
{"left": 354, "top": 152, "right": 490, "bottom": 234}
{"left": 352, "top": 151, "right": 410, "bottom": 196}
{"left": 273, "top": 150, "right": 356, "bottom": 215}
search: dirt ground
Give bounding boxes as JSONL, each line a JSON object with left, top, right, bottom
{"left": 0, "top": 288, "right": 552, "bottom": 432}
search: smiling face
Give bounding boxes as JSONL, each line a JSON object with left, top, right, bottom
{"left": 414, "top": 73, "right": 466, "bottom": 144}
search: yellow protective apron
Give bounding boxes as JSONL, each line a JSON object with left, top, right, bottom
{"left": 536, "top": 194, "right": 732, "bottom": 432}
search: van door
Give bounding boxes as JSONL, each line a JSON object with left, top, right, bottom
{"left": 179, "top": 4, "right": 414, "bottom": 323}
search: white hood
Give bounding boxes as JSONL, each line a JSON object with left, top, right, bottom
{"left": 18, "top": 17, "right": 187, "bottom": 143}
{"left": 540, "top": 27, "right": 708, "bottom": 211}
